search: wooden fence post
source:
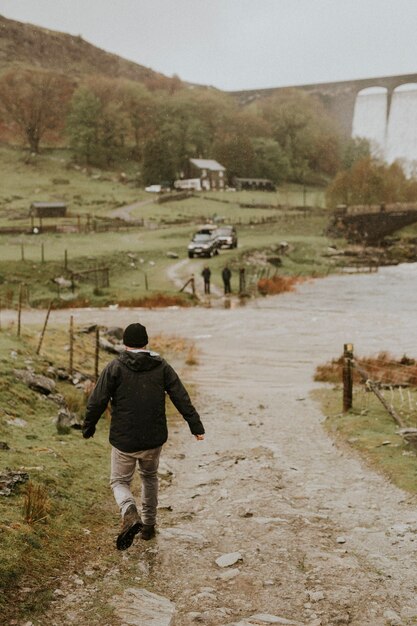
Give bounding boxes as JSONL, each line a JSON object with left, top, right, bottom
{"left": 36, "top": 301, "right": 52, "bottom": 355}
{"left": 41, "top": 243, "right": 45, "bottom": 264}
{"left": 69, "top": 315, "right": 74, "bottom": 376}
{"left": 95, "top": 327, "right": 100, "bottom": 381}
{"left": 21, "top": 242, "right": 25, "bottom": 262}
{"left": 239, "top": 268, "right": 246, "bottom": 294}
{"left": 144, "top": 272, "right": 149, "bottom": 291}
{"left": 64, "top": 249, "right": 68, "bottom": 271}
{"left": 343, "top": 343, "right": 354, "bottom": 412}
{"left": 17, "top": 284, "right": 23, "bottom": 337}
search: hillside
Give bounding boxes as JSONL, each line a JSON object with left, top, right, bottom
{"left": 0, "top": 13, "right": 174, "bottom": 88}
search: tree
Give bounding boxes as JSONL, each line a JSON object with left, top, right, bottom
{"left": 340, "top": 137, "right": 371, "bottom": 170}
{"left": 213, "top": 134, "right": 255, "bottom": 182}
{"left": 67, "top": 87, "right": 102, "bottom": 165}
{"left": 0, "top": 69, "right": 73, "bottom": 152}
{"left": 142, "top": 135, "right": 176, "bottom": 185}
{"left": 254, "top": 89, "right": 341, "bottom": 182}
{"left": 118, "top": 82, "right": 156, "bottom": 160}
{"left": 251, "top": 138, "right": 290, "bottom": 183}
{"left": 67, "top": 78, "right": 129, "bottom": 167}
{"left": 326, "top": 157, "right": 417, "bottom": 206}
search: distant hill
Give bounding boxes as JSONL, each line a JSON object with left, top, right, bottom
{"left": 0, "top": 14, "right": 175, "bottom": 88}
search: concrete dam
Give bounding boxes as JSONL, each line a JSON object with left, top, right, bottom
{"left": 232, "top": 73, "right": 417, "bottom": 173}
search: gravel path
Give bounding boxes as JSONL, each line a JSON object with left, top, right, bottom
{"left": 7, "top": 266, "right": 417, "bottom": 626}
{"left": 109, "top": 198, "right": 155, "bottom": 221}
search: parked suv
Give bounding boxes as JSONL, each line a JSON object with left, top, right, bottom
{"left": 188, "top": 226, "right": 220, "bottom": 258}
{"left": 215, "top": 225, "right": 238, "bottom": 249}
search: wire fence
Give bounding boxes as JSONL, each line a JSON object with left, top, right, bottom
{"left": 341, "top": 344, "right": 417, "bottom": 440}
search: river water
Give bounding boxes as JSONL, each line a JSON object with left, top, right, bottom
{"left": 6, "top": 262, "right": 417, "bottom": 394}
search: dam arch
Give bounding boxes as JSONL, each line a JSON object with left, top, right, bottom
{"left": 352, "top": 87, "right": 388, "bottom": 158}
{"left": 385, "top": 83, "right": 417, "bottom": 173}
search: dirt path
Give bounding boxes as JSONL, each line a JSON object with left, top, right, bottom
{"left": 109, "top": 198, "right": 155, "bottom": 221}
{"left": 7, "top": 267, "right": 417, "bottom": 625}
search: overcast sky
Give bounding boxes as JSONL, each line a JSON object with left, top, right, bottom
{"left": 1, "top": 0, "right": 417, "bottom": 91}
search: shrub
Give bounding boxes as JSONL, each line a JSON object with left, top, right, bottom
{"left": 257, "top": 275, "right": 299, "bottom": 295}
{"left": 315, "top": 351, "right": 417, "bottom": 386}
{"left": 117, "top": 293, "right": 191, "bottom": 308}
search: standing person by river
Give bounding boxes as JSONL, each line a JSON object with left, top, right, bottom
{"left": 222, "top": 265, "right": 232, "bottom": 294}
{"left": 201, "top": 265, "right": 211, "bottom": 294}
{"left": 82, "top": 322, "right": 205, "bottom": 551}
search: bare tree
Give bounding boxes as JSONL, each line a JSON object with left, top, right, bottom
{"left": 0, "top": 69, "right": 74, "bottom": 153}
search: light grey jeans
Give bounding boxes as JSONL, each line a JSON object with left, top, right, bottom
{"left": 110, "top": 445, "right": 162, "bottom": 525}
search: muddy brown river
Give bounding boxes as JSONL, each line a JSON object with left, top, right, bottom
{"left": 5, "top": 265, "right": 417, "bottom": 626}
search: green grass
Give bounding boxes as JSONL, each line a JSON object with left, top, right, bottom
{"left": 0, "top": 145, "right": 343, "bottom": 306}
{"left": 0, "top": 331, "right": 112, "bottom": 621}
{"left": 0, "top": 146, "right": 327, "bottom": 225}
{"left": 0, "top": 219, "right": 339, "bottom": 307}
{"left": 314, "top": 385, "right": 417, "bottom": 494}
{"left": 0, "top": 146, "right": 148, "bottom": 225}
{"left": 0, "top": 215, "right": 338, "bottom": 307}
{"left": 208, "top": 185, "right": 327, "bottom": 208}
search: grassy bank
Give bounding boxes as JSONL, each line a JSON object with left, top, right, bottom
{"left": 314, "top": 354, "right": 417, "bottom": 494}
{"left": 0, "top": 327, "right": 195, "bottom": 623}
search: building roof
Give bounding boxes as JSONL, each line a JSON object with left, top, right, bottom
{"left": 30, "top": 202, "right": 67, "bottom": 208}
{"left": 190, "top": 158, "right": 226, "bottom": 172}
{"left": 234, "top": 178, "right": 273, "bottom": 184}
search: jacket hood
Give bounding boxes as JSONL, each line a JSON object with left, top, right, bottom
{"left": 118, "top": 350, "right": 163, "bottom": 372}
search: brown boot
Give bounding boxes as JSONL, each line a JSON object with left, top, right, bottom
{"left": 116, "top": 504, "right": 142, "bottom": 551}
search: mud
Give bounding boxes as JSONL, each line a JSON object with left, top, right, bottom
{"left": 6, "top": 264, "right": 417, "bottom": 625}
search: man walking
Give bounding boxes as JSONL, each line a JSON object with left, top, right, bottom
{"left": 221, "top": 265, "right": 232, "bottom": 295}
{"left": 201, "top": 265, "right": 211, "bottom": 294}
{"left": 82, "top": 322, "right": 205, "bottom": 550}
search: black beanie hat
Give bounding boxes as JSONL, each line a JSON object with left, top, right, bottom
{"left": 123, "top": 323, "right": 148, "bottom": 348}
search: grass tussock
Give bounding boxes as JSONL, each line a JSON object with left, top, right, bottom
{"left": 315, "top": 351, "right": 417, "bottom": 386}
{"left": 257, "top": 275, "right": 300, "bottom": 295}
{"left": 185, "top": 343, "right": 199, "bottom": 366}
{"left": 23, "top": 482, "right": 51, "bottom": 524}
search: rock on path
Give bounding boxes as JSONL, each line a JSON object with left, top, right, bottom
{"left": 111, "top": 588, "right": 175, "bottom": 626}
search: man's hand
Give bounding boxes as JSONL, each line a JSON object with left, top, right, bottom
{"left": 82, "top": 424, "right": 96, "bottom": 439}
{"left": 194, "top": 434, "right": 205, "bottom": 441}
